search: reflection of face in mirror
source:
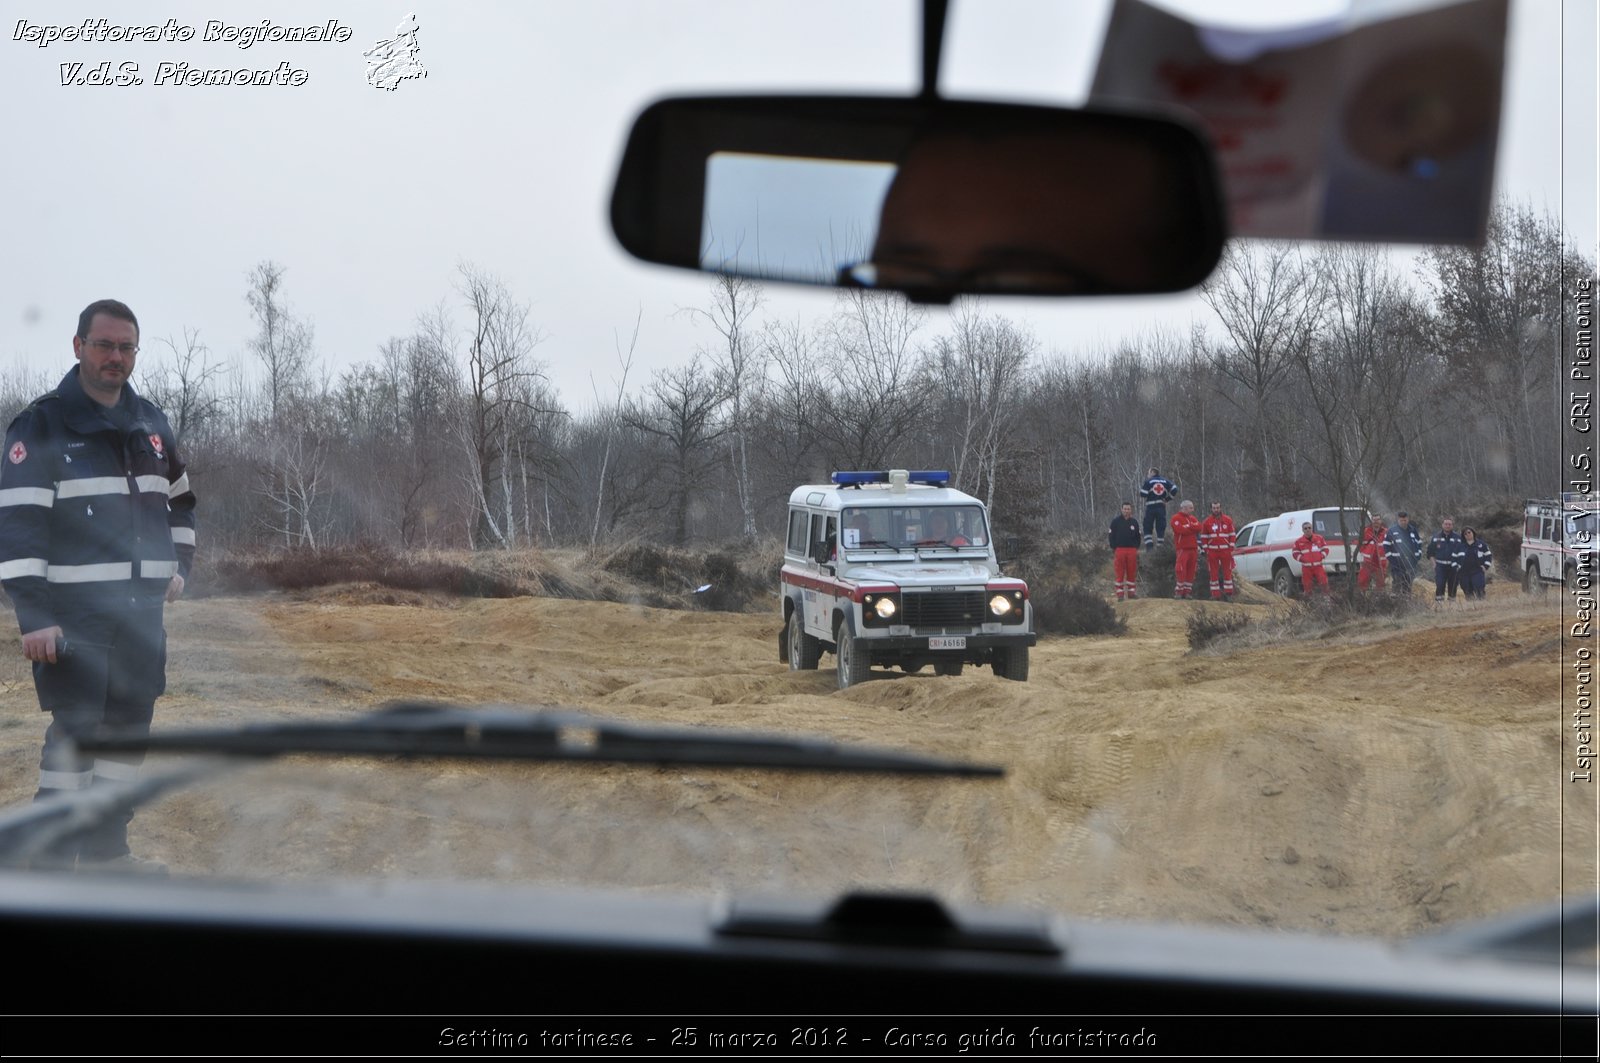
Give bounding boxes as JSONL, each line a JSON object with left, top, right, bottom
{"left": 857, "top": 120, "right": 1191, "bottom": 297}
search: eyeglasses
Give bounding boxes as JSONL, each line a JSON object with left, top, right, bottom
{"left": 83, "top": 339, "right": 139, "bottom": 355}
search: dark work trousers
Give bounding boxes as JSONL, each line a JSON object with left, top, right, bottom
{"left": 1432, "top": 563, "right": 1460, "bottom": 602}
{"left": 1389, "top": 556, "right": 1417, "bottom": 595}
{"left": 1142, "top": 504, "right": 1168, "bottom": 546}
{"left": 33, "top": 605, "right": 167, "bottom": 862}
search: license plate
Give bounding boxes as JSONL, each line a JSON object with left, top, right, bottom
{"left": 928, "top": 636, "right": 966, "bottom": 650}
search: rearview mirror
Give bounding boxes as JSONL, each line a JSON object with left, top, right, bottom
{"left": 611, "top": 96, "right": 1227, "bottom": 303}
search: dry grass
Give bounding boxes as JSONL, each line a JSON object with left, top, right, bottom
{"left": 188, "top": 540, "right": 783, "bottom": 615}
{"left": 1189, "top": 584, "right": 1557, "bottom": 656}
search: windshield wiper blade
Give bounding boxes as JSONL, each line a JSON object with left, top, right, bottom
{"left": 79, "top": 702, "right": 1005, "bottom": 777}
{"left": 0, "top": 761, "right": 223, "bottom": 868}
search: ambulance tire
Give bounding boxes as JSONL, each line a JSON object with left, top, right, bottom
{"left": 1272, "top": 563, "right": 1297, "bottom": 599}
{"left": 992, "top": 645, "right": 1029, "bottom": 682}
{"left": 788, "top": 609, "right": 821, "bottom": 670}
{"left": 836, "top": 626, "right": 871, "bottom": 689}
{"left": 933, "top": 661, "right": 963, "bottom": 677}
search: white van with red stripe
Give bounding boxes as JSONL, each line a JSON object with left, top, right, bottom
{"left": 1521, "top": 496, "right": 1598, "bottom": 590}
{"left": 1231, "top": 506, "right": 1372, "bottom": 597}
{"left": 779, "top": 470, "right": 1034, "bottom": 688}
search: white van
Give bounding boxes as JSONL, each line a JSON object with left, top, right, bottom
{"left": 1232, "top": 506, "right": 1373, "bottom": 597}
{"left": 1521, "top": 496, "right": 1598, "bottom": 590}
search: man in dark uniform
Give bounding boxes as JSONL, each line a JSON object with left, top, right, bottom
{"left": 1426, "top": 516, "right": 1465, "bottom": 605}
{"left": 1109, "top": 502, "right": 1142, "bottom": 601}
{"left": 1385, "top": 511, "right": 1423, "bottom": 597}
{"left": 0, "top": 299, "right": 197, "bottom": 870}
{"left": 1138, "top": 468, "right": 1178, "bottom": 549}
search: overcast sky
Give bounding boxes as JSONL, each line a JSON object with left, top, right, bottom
{"left": 1, "top": 0, "right": 1593, "bottom": 408}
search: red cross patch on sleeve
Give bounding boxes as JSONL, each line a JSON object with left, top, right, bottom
{"left": 8, "top": 442, "right": 25, "bottom": 464}
{"left": 149, "top": 434, "right": 164, "bottom": 458}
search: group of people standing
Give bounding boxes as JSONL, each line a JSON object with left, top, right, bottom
{"left": 1111, "top": 468, "right": 1493, "bottom": 605}
{"left": 1109, "top": 475, "right": 1237, "bottom": 602}
{"left": 1358, "top": 511, "right": 1493, "bottom": 602}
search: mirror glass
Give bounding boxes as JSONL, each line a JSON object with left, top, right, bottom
{"left": 612, "top": 97, "right": 1228, "bottom": 302}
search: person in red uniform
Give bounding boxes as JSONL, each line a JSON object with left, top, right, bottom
{"left": 1169, "top": 500, "right": 1201, "bottom": 599}
{"left": 926, "top": 510, "right": 970, "bottom": 546}
{"left": 1198, "top": 500, "right": 1236, "bottom": 600}
{"left": 1293, "top": 521, "right": 1331, "bottom": 596}
{"left": 1357, "top": 514, "right": 1389, "bottom": 591}
{"left": 1109, "top": 502, "right": 1142, "bottom": 601}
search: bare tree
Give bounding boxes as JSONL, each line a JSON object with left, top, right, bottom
{"left": 761, "top": 316, "right": 827, "bottom": 480}
{"left": 590, "top": 310, "right": 638, "bottom": 548}
{"left": 683, "top": 275, "right": 766, "bottom": 540}
{"left": 455, "top": 264, "right": 549, "bottom": 548}
{"left": 926, "top": 303, "right": 1035, "bottom": 507}
{"left": 1421, "top": 199, "right": 1593, "bottom": 495}
{"left": 1295, "top": 245, "right": 1434, "bottom": 584}
{"left": 258, "top": 429, "right": 329, "bottom": 550}
{"left": 817, "top": 289, "right": 928, "bottom": 468}
{"left": 622, "top": 355, "right": 732, "bottom": 545}
{"left": 245, "top": 261, "right": 315, "bottom": 426}
{"left": 141, "top": 327, "right": 225, "bottom": 446}
{"left": 1200, "top": 243, "right": 1321, "bottom": 506}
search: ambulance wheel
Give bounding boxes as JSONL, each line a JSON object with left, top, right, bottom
{"left": 788, "top": 610, "right": 820, "bottom": 670}
{"left": 1523, "top": 563, "right": 1543, "bottom": 594}
{"left": 836, "top": 627, "right": 871, "bottom": 689}
{"left": 933, "top": 661, "right": 963, "bottom": 677}
{"left": 992, "top": 645, "right": 1029, "bottom": 682}
{"left": 1272, "top": 564, "right": 1297, "bottom": 599}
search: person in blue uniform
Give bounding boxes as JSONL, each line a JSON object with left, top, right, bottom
{"left": 1385, "top": 512, "right": 1423, "bottom": 596}
{"left": 1457, "top": 526, "right": 1493, "bottom": 600}
{"left": 1425, "top": 517, "right": 1465, "bottom": 604}
{"left": 1138, "top": 468, "right": 1178, "bottom": 549}
{"left": 0, "top": 300, "right": 197, "bottom": 871}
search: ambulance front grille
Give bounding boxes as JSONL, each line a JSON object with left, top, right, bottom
{"left": 903, "top": 591, "right": 985, "bottom": 629}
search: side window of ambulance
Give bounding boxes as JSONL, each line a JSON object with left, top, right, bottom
{"left": 787, "top": 509, "right": 808, "bottom": 555}
{"left": 809, "top": 513, "right": 833, "bottom": 556}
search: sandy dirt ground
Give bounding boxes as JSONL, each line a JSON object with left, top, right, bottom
{"left": 0, "top": 578, "right": 1590, "bottom": 941}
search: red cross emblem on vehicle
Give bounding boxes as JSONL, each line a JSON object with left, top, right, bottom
{"left": 7, "top": 442, "right": 25, "bottom": 465}
{"left": 149, "top": 434, "right": 164, "bottom": 458}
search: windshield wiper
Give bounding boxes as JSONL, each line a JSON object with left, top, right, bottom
{"left": 78, "top": 702, "right": 1005, "bottom": 776}
{"left": 0, "top": 761, "right": 223, "bottom": 868}
{"left": 846, "top": 538, "right": 904, "bottom": 552}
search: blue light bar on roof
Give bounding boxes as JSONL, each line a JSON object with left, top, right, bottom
{"left": 831, "top": 470, "right": 951, "bottom": 487}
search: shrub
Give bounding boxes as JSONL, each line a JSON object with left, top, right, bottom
{"left": 693, "top": 550, "right": 769, "bottom": 613}
{"left": 1030, "top": 583, "right": 1127, "bottom": 637}
{"left": 1006, "top": 539, "right": 1126, "bottom": 635}
{"left": 200, "top": 544, "right": 526, "bottom": 598}
{"left": 1186, "top": 606, "right": 1251, "bottom": 650}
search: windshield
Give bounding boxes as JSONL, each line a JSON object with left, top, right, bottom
{"left": 0, "top": 0, "right": 1592, "bottom": 986}
{"left": 841, "top": 505, "right": 989, "bottom": 549}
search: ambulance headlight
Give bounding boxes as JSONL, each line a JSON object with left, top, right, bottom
{"left": 860, "top": 591, "right": 901, "bottom": 627}
{"left": 987, "top": 589, "right": 1027, "bottom": 623}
